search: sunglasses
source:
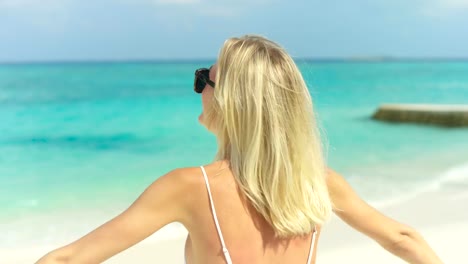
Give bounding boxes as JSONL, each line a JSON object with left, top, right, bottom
{"left": 194, "top": 67, "right": 216, "bottom": 94}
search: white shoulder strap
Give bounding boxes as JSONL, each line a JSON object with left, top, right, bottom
{"left": 200, "top": 166, "right": 233, "bottom": 264}
{"left": 306, "top": 227, "right": 317, "bottom": 264}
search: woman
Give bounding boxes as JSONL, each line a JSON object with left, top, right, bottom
{"left": 36, "top": 35, "right": 443, "bottom": 264}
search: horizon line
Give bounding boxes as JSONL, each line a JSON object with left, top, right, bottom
{"left": 1, "top": 56, "right": 468, "bottom": 65}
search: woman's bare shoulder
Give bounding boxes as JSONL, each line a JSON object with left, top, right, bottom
{"left": 171, "top": 161, "right": 228, "bottom": 187}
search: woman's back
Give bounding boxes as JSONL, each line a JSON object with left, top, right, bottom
{"left": 34, "top": 35, "right": 444, "bottom": 264}
{"left": 184, "top": 161, "right": 320, "bottom": 264}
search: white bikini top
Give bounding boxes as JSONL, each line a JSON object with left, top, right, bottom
{"left": 200, "top": 165, "right": 317, "bottom": 264}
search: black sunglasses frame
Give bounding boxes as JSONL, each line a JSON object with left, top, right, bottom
{"left": 194, "top": 67, "right": 216, "bottom": 94}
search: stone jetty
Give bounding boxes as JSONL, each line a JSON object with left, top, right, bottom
{"left": 372, "top": 104, "right": 468, "bottom": 127}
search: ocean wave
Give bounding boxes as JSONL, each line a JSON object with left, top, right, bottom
{"left": 436, "top": 162, "right": 468, "bottom": 189}
{"left": 367, "top": 161, "right": 468, "bottom": 208}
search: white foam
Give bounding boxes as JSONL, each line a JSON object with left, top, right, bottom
{"left": 437, "top": 161, "right": 468, "bottom": 188}
{"left": 367, "top": 161, "right": 468, "bottom": 208}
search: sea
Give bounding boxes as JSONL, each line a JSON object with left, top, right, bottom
{"left": 1, "top": 60, "right": 468, "bottom": 248}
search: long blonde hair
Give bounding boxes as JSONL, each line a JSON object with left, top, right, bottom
{"left": 205, "top": 35, "right": 331, "bottom": 238}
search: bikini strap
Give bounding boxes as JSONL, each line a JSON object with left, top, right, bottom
{"left": 306, "top": 226, "right": 317, "bottom": 264}
{"left": 200, "top": 166, "right": 233, "bottom": 264}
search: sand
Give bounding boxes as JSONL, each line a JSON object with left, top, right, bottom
{"left": 317, "top": 189, "right": 468, "bottom": 263}
{"left": 5, "top": 188, "right": 466, "bottom": 263}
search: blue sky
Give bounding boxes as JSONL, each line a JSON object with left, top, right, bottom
{"left": 1, "top": 0, "right": 468, "bottom": 62}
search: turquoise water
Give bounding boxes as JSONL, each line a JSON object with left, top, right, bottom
{"left": 1, "top": 61, "right": 468, "bottom": 246}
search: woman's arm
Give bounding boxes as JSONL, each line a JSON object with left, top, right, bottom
{"left": 35, "top": 168, "right": 194, "bottom": 264}
{"left": 326, "top": 168, "right": 443, "bottom": 264}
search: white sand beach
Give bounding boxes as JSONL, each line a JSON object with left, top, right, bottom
{"left": 4, "top": 188, "right": 466, "bottom": 263}
{"left": 317, "top": 189, "right": 468, "bottom": 263}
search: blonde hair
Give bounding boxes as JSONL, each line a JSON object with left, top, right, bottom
{"left": 205, "top": 35, "right": 332, "bottom": 238}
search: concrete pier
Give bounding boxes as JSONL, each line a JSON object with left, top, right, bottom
{"left": 372, "top": 104, "right": 468, "bottom": 127}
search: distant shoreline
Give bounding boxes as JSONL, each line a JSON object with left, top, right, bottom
{"left": 2, "top": 57, "right": 468, "bottom": 66}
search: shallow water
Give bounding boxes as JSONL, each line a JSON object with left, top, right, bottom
{"left": 1, "top": 60, "right": 467, "bottom": 246}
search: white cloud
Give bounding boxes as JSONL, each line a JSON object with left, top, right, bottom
{"left": 153, "top": 0, "right": 200, "bottom": 5}
{"left": 148, "top": 0, "right": 272, "bottom": 18}
{"left": 439, "top": 0, "right": 468, "bottom": 9}
{"left": 0, "top": 0, "right": 31, "bottom": 8}
{"left": 151, "top": 0, "right": 271, "bottom": 4}
{"left": 197, "top": 5, "right": 240, "bottom": 18}
{"left": 0, "top": 0, "right": 66, "bottom": 8}
{"left": 0, "top": 0, "right": 71, "bottom": 32}
{"left": 422, "top": 0, "right": 468, "bottom": 17}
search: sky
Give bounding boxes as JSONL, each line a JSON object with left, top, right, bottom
{"left": 1, "top": 0, "right": 468, "bottom": 62}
